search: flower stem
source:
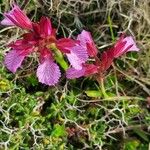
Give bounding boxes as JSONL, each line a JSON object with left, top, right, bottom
{"left": 99, "top": 77, "right": 108, "bottom": 98}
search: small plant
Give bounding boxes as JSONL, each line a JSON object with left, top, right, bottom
{"left": 1, "top": 1, "right": 149, "bottom": 149}
{"left": 1, "top": 4, "right": 139, "bottom": 87}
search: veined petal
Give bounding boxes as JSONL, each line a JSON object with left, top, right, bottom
{"left": 23, "top": 33, "right": 37, "bottom": 44}
{"left": 1, "top": 16, "right": 15, "bottom": 26}
{"left": 84, "top": 64, "right": 98, "bottom": 76}
{"left": 122, "top": 36, "right": 139, "bottom": 52}
{"left": 77, "top": 30, "right": 92, "bottom": 45}
{"left": 77, "top": 30, "right": 98, "bottom": 57}
{"left": 86, "top": 42, "right": 98, "bottom": 57}
{"left": 66, "top": 67, "right": 85, "bottom": 79}
{"left": 8, "top": 39, "right": 34, "bottom": 50}
{"left": 114, "top": 35, "right": 139, "bottom": 58}
{"left": 66, "top": 64, "right": 98, "bottom": 79}
{"left": 100, "top": 50, "right": 114, "bottom": 72}
{"left": 1, "top": 4, "right": 32, "bottom": 30}
{"left": 4, "top": 49, "right": 26, "bottom": 73}
{"left": 36, "top": 59, "right": 61, "bottom": 86}
{"left": 66, "top": 45, "right": 88, "bottom": 70}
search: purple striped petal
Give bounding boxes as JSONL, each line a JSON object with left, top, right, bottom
{"left": 77, "top": 30, "right": 98, "bottom": 57}
{"left": 77, "top": 30, "right": 92, "bottom": 46}
{"left": 1, "top": 4, "right": 32, "bottom": 30}
{"left": 37, "top": 59, "right": 61, "bottom": 86}
{"left": 114, "top": 35, "right": 139, "bottom": 58}
{"left": 4, "top": 49, "right": 26, "bottom": 73}
{"left": 122, "top": 36, "right": 139, "bottom": 52}
{"left": 66, "top": 45, "right": 88, "bottom": 70}
{"left": 66, "top": 67, "right": 85, "bottom": 79}
{"left": 1, "top": 17, "right": 15, "bottom": 26}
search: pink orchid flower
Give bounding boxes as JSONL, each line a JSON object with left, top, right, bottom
{"left": 2, "top": 5, "right": 77, "bottom": 86}
{"left": 66, "top": 34, "right": 139, "bottom": 79}
{"left": 1, "top": 4, "right": 32, "bottom": 30}
{"left": 66, "top": 30, "right": 98, "bottom": 70}
{"left": 113, "top": 34, "right": 139, "bottom": 58}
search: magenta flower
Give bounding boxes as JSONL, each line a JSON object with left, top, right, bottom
{"left": 77, "top": 30, "right": 98, "bottom": 57}
{"left": 66, "top": 30, "right": 97, "bottom": 70}
{"left": 99, "top": 34, "right": 139, "bottom": 72}
{"left": 113, "top": 34, "right": 139, "bottom": 58}
{"left": 1, "top": 4, "right": 32, "bottom": 30}
{"left": 66, "top": 34, "right": 139, "bottom": 79}
{"left": 2, "top": 5, "right": 77, "bottom": 86}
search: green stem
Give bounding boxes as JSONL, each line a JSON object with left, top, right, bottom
{"left": 99, "top": 77, "right": 108, "bottom": 98}
{"left": 53, "top": 47, "right": 68, "bottom": 70}
{"left": 107, "top": 13, "right": 115, "bottom": 42}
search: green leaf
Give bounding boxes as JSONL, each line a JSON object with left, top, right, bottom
{"left": 26, "top": 75, "right": 38, "bottom": 86}
{"left": 124, "top": 140, "right": 140, "bottom": 150}
{"left": 51, "top": 124, "right": 67, "bottom": 137}
{"left": 133, "top": 129, "right": 149, "bottom": 142}
{"left": 85, "top": 90, "right": 102, "bottom": 97}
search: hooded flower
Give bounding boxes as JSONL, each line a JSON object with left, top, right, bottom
{"left": 66, "top": 34, "right": 139, "bottom": 79}
{"left": 1, "top": 4, "right": 32, "bottom": 30}
{"left": 113, "top": 34, "right": 139, "bottom": 58}
{"left": 98, "top": 34, "right": 139, "bottom": 72}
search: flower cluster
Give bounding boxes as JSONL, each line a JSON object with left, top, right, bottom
{"left": 66, "top": 32, "right": 139, "bottom": 79}
{"left": 1, "top": 4, "right": 139, "bottom": 86}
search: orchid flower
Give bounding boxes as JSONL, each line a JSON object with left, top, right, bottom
{"left": 1, "top": 4, "right": 32, "bottom": 30}
{"left": 66, "top": 30, "right": 97, "bottom": 70}
{"left": 4, "top": 16, "right": 77, "bottom": 85}
{"left": 2, "top": 5, "right": 79, "bottom": 86}
{"left": 66, "top": 34, "right": 139, "bottom": 79}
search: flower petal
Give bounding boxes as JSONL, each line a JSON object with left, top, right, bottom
{"left": 77, "top": 30, "right": 98, "bottom": 57}
{"left": 100, "top": 49, "right": 114, "bottom": 72}
{"left": 4, "top": 49, "right": 26, "bottom": 73}
{"left": 66, "top": 64, "right": 98, "bottom": 79}
{"left": 56, "top": 38, "right": 77, "bottom": 53}
{"left": 37, "top": 59, "right": 61, "bottom": 86}
{"left": 123, "top": 36, "right": 139, "bottom": 52}
{"left": 114, "top": 35, "right": 139, "bottom": 58}
{"left": 8, "top": 39, "right": 34, "bottom": 50}
{"left": 1, "top": 4, "right": 32, "bottom": 30}
{"left": 66, "top": 67, "right": 85, "bottom": 79}
{"left": 66, "top": 45, "right": 88, "bottom": 70}
{"left": 1, "top": 16, "right": 15, "bottom": 26}
{"left": 84, "top": 64, "right": 98, "bottom": 76}
{"left": 77, "top": 30, "right": 92, "bottom": 45}
{"left": 39, "top": 17, "right": 52, "bottom": 37}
